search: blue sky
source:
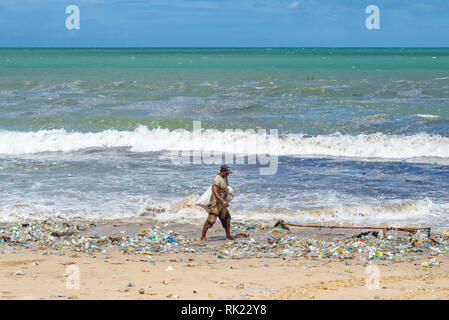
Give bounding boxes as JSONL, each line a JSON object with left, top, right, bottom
{"left": 0, "top": 0, "right": 448, "bottom": 47}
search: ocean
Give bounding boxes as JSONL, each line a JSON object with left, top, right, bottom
{"left": 1, "top": 48, "right": 448, "bottom": 227}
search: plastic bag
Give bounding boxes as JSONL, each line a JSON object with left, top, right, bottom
{"left": 196, "top": 185, "right": 212, "bottom": 210}
{"left": 195, "top": 185, "right": 234, "bottom": 210}
{"left": 227, "top": 186, "right": 234, "bottom": 202}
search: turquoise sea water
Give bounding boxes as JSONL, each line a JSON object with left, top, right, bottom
{"left": 1, "top": 48, "right": 449, "bottom": 134}
{"left": 0, "top": 48, "right": 448, "bottom": 226}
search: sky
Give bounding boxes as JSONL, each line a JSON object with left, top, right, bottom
{"left": 0, "top": 0, "right": 448, "bottom": 47}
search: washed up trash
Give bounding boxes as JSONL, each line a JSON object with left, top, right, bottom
{"left": 272, "top": 227, "right": 290, "bottom": 236}
{"left": 1, "top": 219, "right": 448, "bottom": 267}
{"left": 414, "top": 239, "right": 437, "bottom": 247}
{"left": 443, "top": 229, "right": 449, "bottom": 239}
{"left": 353, "top": 231, "right": 379, "bottom": 238}
{"left": 0, "top": 219, "right": 195, "bottom": 257}
{"left": 421, "top": 258, "right": 440, "bottom": 267}
{"left": 247, "top": 287, "right": 274, "bottom": 293}
{"left": 51, "top": 231, "right": 75, "bottom": 237}
{"left": 12, "top": 270, "right": 25, "bottom": 276}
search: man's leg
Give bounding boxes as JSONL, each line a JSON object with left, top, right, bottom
{"left": 201, "top": 213, "right": 217, "bottom": 241}
{"left": 200, "top": 222, "right": 209, "bottom": 241}
{"left": 219, "top": 210, "right": 233, "bottom": 241}
{"left": 225, "top": 226, "right": 233, "bottom": 241}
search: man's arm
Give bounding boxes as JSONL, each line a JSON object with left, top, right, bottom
{"left": 213, "top": 185, "right": 228, "bottom": 207}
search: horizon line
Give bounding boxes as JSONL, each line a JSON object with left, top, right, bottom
{"left": 1, "top": 46, "right": 449, "bottom": 49}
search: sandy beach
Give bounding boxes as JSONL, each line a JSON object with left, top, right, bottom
{"left": 1, "top": 7, "right": 449, "bottom": 305}
{"left": 1, "top": 219, "right": 448, "bottom": 300}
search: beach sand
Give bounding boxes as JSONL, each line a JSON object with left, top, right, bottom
{"left": 1, "top": 220, "right": 449, "bottom": 300}
{"left": 1, "top": 247, "right": 449, "bottom": 300}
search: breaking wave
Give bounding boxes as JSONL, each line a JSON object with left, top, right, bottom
{"left": 1, "top": 196, "right": 447, "bottom": 227}
{"left": 139, "top": 197, "right": 447, "bottom": 227}
{"left": 1, "top": 126, "right": 449, "bottom": 161}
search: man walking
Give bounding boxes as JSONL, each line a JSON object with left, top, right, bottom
{"left": 201, "top": 165, "right": 233, "bottom": 241}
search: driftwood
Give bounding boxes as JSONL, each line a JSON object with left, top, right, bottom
{"left": 50, "top": 231, "right": 75, "bottom": 237}
{"left": 274, "top": 220, "right": 431, "bottom": 237}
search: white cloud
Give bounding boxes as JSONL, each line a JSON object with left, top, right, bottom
{"left": 288, "top": 1, "right": 299, "bottom": 9}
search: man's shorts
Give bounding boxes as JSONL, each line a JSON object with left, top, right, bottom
{"left": 205, "top": 200, "right": 231, "bottom": 229}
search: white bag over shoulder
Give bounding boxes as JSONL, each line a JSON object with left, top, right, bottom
{"left": 227, "top": 186, "right": 234, "bottom": 202}
{"left": 195, "top": 185, "right": 234, "bottom": 210}
{"left": 195, "top": 185, "right": 212, "bottom": 210}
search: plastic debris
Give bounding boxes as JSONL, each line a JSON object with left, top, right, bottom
{"left": 0, "top": 220, "right": 448, "bottom": 267}
{"left": 12, "top": 270, "right": 25, "bottom": 276}
{"left": 421, "top": 258, "right": 440, "bottom": 267}
{"left": 0, "top": 219, "right": 194, "bottom": 257}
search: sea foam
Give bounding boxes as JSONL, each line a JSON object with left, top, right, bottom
{"left": 1, "top": 126, "right": 449, "bottom": 161}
